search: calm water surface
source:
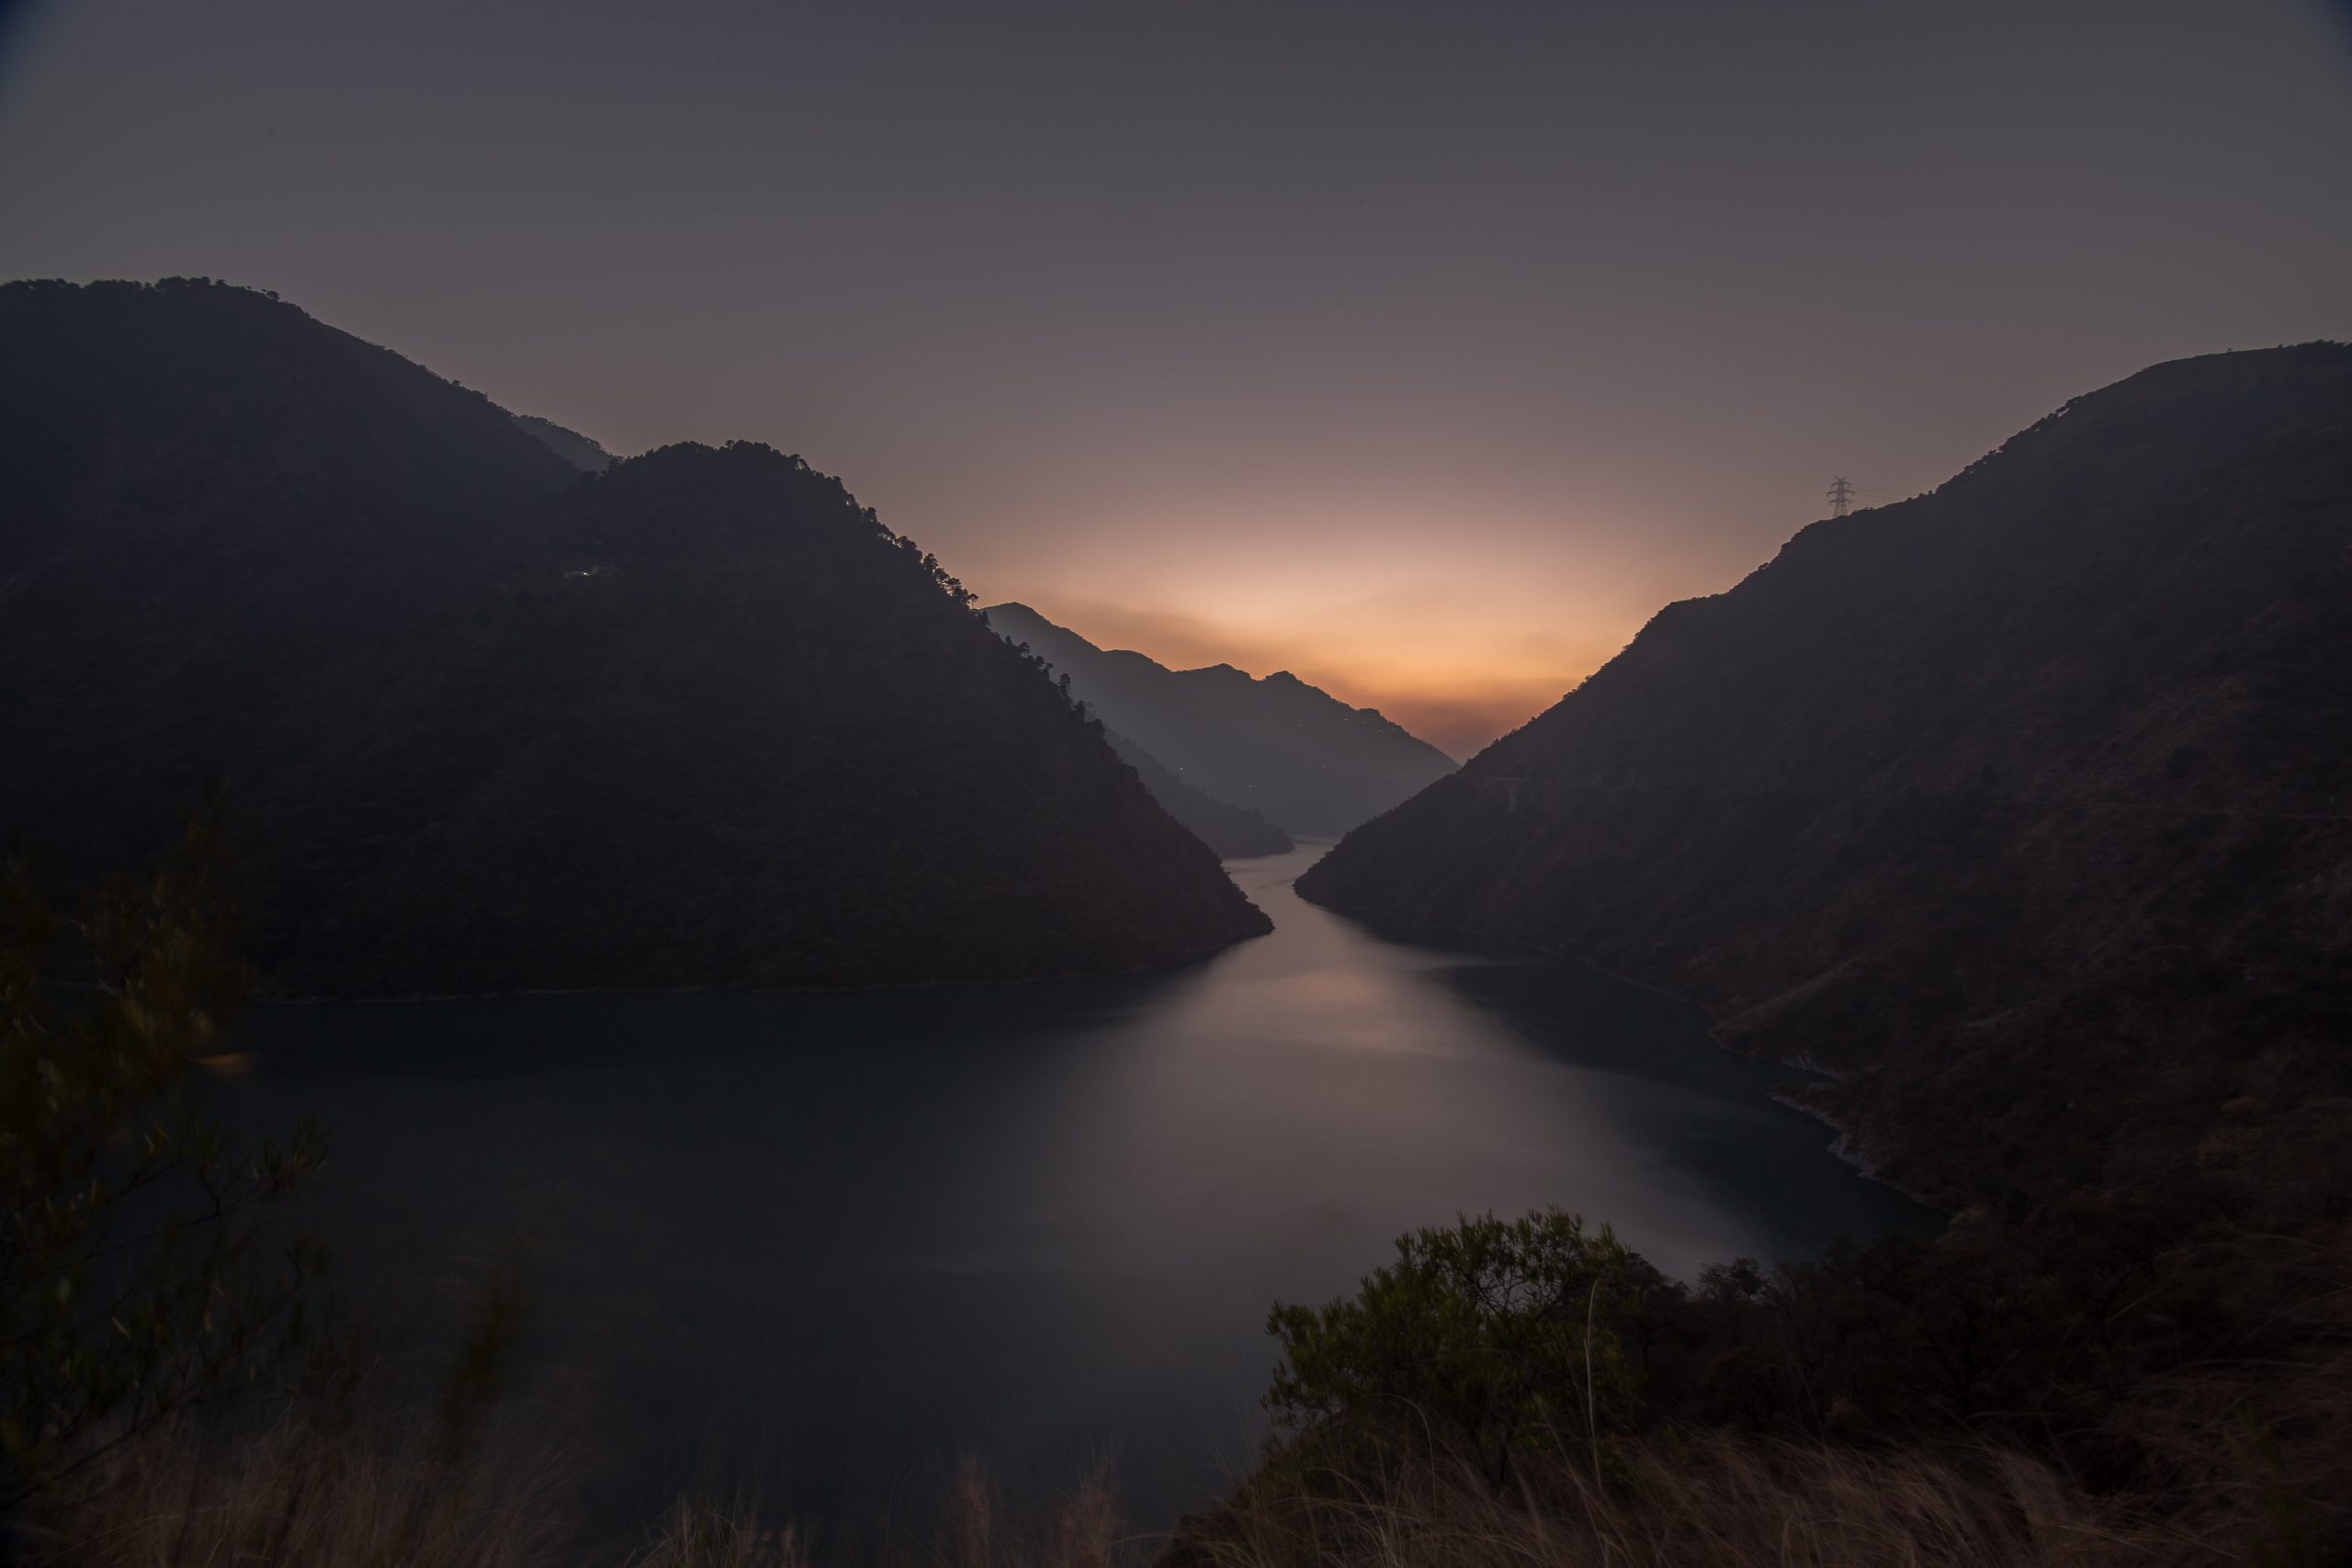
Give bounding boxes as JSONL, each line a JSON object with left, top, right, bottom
{"left": 226, "top": 846, "right": 1934, "bottom": 1538}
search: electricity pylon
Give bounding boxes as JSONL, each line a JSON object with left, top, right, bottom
{"left": 1826, "top": 476, "right": 1855, "bottom": 518}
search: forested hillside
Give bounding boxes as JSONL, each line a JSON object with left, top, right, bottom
{"left": 250, "top": 441, "right": 1269, "bottom": 992}
{"left": 0, "top": 280, "right": 1268, "bottom": 993}
{"left": 1301, "top": 344, "right": 2352, "bottom": 1209}
{"left": 0, "top": 276, "right": 585, "bottom": 878}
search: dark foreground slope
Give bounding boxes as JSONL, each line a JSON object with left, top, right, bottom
{"left": 1300, "top": 344, "right": 2352, "bottom": 1207}
{"left": 0, "top": 277, "right": 584, "bottom": 875}
{"left": 249, "top": 442, "right": 1268, "bottom": 993}
{"left": 985, "top": 602, "right": 1455, "bottom": 836}
{"left": 1, "top": 279, "right": 1267, "bottom": 993}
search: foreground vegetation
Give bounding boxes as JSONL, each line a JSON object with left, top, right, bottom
{"left": 1172, "top": 1193, "right": 2349, "bottom": 1565}
{"left": 28, "top": 1185, "right": 2342, "bottom": 1567}
{"left": 0, "top": 808, "right": 324, "bottom": 1516}
{"left": 31, "top": 1413, "right": 2177, "bottom": 1568}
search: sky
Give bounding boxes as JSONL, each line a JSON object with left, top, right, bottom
{"left": 2, "top": 1, "right": 2347, "bottom": 758}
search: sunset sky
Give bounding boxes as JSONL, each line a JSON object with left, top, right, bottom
{"left": 3, "top": 0, "right": 2346, "bottom": 757}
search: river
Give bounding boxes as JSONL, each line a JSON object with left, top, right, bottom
{"left": 224, "top": 844, "right": 1936, "bottom": 1540}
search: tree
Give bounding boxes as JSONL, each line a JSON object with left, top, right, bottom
{"left": 1264, "top": 1209, "right": 1641, "bottom": 1483}
{"left": 0, "top": 807, "right": 324, "bottom": 1511}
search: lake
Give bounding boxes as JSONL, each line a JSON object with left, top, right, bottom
{"left": 224, "top": 844, "right": 1935, "bottom": 1542}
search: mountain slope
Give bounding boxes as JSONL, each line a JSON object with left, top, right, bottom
{"left": 984, "top": 603, "right": 1455, "bottom": 836}
{"left": 512, "top": 412, "right": 613, "bottom": 472}
{"left": 0, "top": 276, "right": 586, "bottom": 876}
{"left": 0, "top": 280, "right": 1269, "bottom": 993}
{"left": 246, "top": 442, "right": 1269, "bottom": 993}
{"left": 1298, "top": 344, "right": 2352, "bottom": 1208}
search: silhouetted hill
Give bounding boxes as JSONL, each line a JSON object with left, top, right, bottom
{"left": 1, "top": 280, "right": 1268, "bottom": 992}
{"left": 511, "top": 412, "right": 613, "bottom": 471}
{"left": 983, "top": 604, "right": 1455, "bottom": 836}
{"left": 0, "top": 276, "right": 585, "bottom": 876}
{"left": 1102, "top": 730, "right": 1293, "bottom": 858}
{"left": 249, "top": 443, "right": 1269, "bottom": 992}
{"left": 1299, "top": 344, "right": 2352, "bottom": 1208}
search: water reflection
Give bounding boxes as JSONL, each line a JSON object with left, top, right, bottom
{"left": 225, "top": 845, "right": 1935, "bottom": 1538}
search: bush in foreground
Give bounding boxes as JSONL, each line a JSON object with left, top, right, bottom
{"left": 1264, "top": 1212, "right": 1645, "bottom": 1485}
{"left": 1204, "top": 1197, "right": 2351, "bottom": 1566}
{"left": 0, "top": 807, "right": 323, "bottom": 1514}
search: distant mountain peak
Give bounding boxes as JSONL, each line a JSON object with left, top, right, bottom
{"left": 510, "top": 412, "right": 612, "bottom": 472}
{"left": 978, "top": 603, "right": 1455, "bottom": 836}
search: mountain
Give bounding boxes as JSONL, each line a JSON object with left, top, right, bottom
{"left": 252, "top": 442, "right": 1271, "bottom": 993}
{"left": 512, "top": 412, "right": 614, "bottom": 472}
{"left": 1298, "top": 344, "right": 2352, "bottom": 1210}
{"left": 0, "top": 276, "right": 585, "bottom": 878}
{"left": 1102, "top": 729, "right": 1293, "bottom": 859}
{"left": 983, "top": 603, "right": 1456, "bottom": 837}
{"left": 1, "top": 280, "right": 1269, "bottom": 992}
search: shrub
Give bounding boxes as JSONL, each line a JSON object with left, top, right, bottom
{"left": 0, "top": 807, "right": 324, "bottom": 1512}
{"left": 1264, "top": 1210, "right": 1640, "bottom": 1483}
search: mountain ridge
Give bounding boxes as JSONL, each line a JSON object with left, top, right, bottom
{"left": 1297, "top": 342, "right": 2352, "bottom": 1209}
{"left": 0, "top": 279, "right": 1271, "bottom": 993}
{"left": 0, "top": 276, "right": 588, "bottom": 877}
{"left": 983, "top": 602, "right": 1456, "bottom": 836}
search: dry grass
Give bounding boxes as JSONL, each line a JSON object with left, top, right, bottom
{"left": 624, "top": 1459, "right": 1135, "bottom": 1568}
{"left": 24, "top": 1404, "right": 581, "bottom": 1568}
{"left": 1166, "top": 1434, "right": 2206, "bottom": 1568}
{"left": 21, "top": 1415, "right": 1139, "bottom": 1568}
{"left": 13, "top": 1424, "right": 2247, "bottom": 1568}
{"left": 18, "top": 1381, "right": 2312, "bottom": 1568}
{"left": 622, "top": 1497, "right": 810, "bottom": 1568}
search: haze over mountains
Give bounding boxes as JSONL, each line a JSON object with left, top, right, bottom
{"left": 1300, "top": 343, "right": 2352, "bottom": 1210}
{"left": 1099, "top": 729, "right": 1294, "bottom": 860}
{"left": 511, "top": 412, "right": 614, "bottom": 473}
{"left": 984, "top": 602, "right": 1457, "bottom": 839}
{"left": 0, "top": 278, "right": 1270, "bottom": 992}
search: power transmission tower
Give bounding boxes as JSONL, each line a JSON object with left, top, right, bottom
{"left": 1826, "top": 475, "right": 1855, "bottom": 518}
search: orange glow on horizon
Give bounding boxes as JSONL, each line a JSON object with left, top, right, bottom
{"left": 951, "top": 479, "right": 1765, "bottom": 761}
{"left": 997, "top": 588, "right": 1650, "bottom": 763}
